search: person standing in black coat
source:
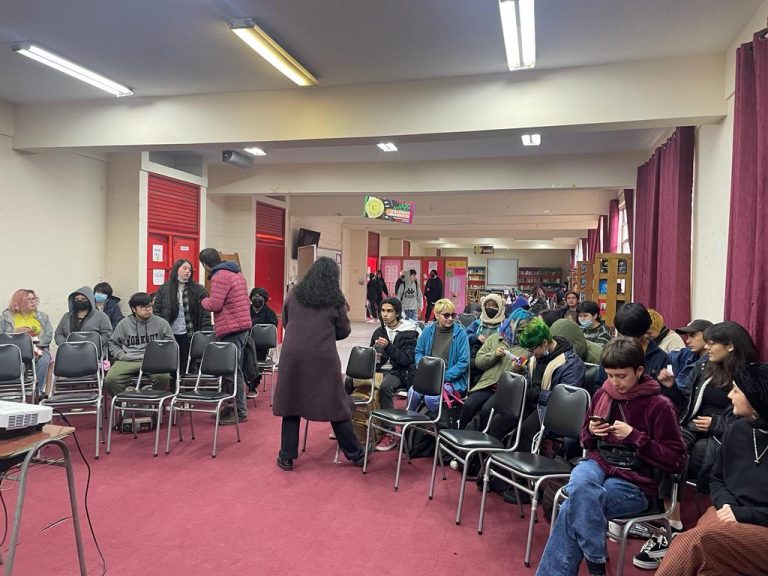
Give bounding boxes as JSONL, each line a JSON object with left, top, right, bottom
{"left": 247, "top": 287, "right": 279, "bottom": 398}
{"left": 366, "top": 273, "right": 382, "bottom": 321}
{"left": 424, "top": 269, "right": 443, "bottom": 322}
{"left": 153, "top": 259, "right": 212, "bottom": 372}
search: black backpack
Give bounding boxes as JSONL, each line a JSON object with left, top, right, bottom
{"left": 242, "top": 335, "right": 260, "bottom": 385}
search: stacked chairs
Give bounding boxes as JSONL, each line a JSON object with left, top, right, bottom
{"left": 250, "top": 324, "right": 279, "bottom": 406}
{"left": 0, "top": 333, "right": 37, "bottom": 403}
{"left": 0, "top": 344, "right": 27, "bottom": 402}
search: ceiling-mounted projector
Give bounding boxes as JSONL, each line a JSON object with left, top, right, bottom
{"left": 222, "top": 150, "right": 253, "bottom": 169}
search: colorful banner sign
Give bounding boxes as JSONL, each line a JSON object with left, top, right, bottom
{"left": 363, "top": 196, "right": 414, "bottom": 224}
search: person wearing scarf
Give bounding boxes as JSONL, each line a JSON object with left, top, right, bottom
{"left": 537, "top": 337, "right": 686, "bottom": 576}
{"left": 465, "top": 293, "right": 505, "bottom": 386}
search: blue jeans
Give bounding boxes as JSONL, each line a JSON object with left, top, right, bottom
{"left": 403, "top": 309, "right": 418, "bottom": 321}
{"left": 36, "top": 349, "right": 52, "bottom": 395}
{"left": 536, "top": 459, "right": 648, "bottom": 576}
{"left": 220, "top": 330, "right": 247, "bottom": 416}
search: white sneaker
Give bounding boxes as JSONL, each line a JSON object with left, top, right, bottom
{"left": 328, "top": 431, "right": 336, "bottom": 440}
{"left": 449, "top": 459, "right": 459, "bottom": 470}
{"left": 632, "top": 534, "right": 671, "bottom": 570}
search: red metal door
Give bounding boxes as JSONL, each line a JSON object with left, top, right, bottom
{"left": 147, "top": 233, "right": 170, "bottom": 292}
{"left": 255, "top": 203, "right": 286, "bottom": 341}
{"left": 172, "top": 236, "right": 200, "bottom": 281}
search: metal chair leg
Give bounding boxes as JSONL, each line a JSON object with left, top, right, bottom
{"left": 394, "top": 424, "right": 409, "bottom": 491}
{"left": 106, "top": 397, "right": 116, "bottom": 454}
{"left": 301, "top": 419, "right": 309, "bottom": 452}
{"left": 165, "top": 402, "right": 175, "bottom": 454}
{"left": 478, "top": 459, "right": 491, "bottom": 535}
{"left": 456, "top": 450, "right": 474, "bottom": 525}
{"left": 428, "top": 438, "right": 440, "bottom": 500}
{"left": 212, "top": 409, "right": 221, "bottom": 458}
{"left": 362, "top": 418, "right": 373, "bottom": 473}
{"left": 234, "top": 401, "right": 241, "bottom": 444}
{"left": 524, "top": 490, "right": 540, "bottom": 567}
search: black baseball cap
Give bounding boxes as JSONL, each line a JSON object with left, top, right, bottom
{"left": 676, "top": 319, "right": 713, "bottom": 334}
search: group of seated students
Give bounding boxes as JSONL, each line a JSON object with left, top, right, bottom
{"left": 365, "top": 288, "right": 767, "bottom": 575}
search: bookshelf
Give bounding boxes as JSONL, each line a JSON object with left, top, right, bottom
{"left": 575, "top": 260, "right": 594, "bottom": 302}
{"left": 467, "top": 266, "right": 486, "bottom": 303}
{"left": 593, "top": 253, "right": 632, "bottom": 327}
{"left": 568, "top": 268, "right": 578, "bottom": 292}
{"left": 518, "top": 267, "right": 563, "bottom": 295}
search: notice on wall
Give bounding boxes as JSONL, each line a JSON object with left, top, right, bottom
{"left": 179, "top": 245, "right": 190, "bottom": 252}
{"left": 152, "top": 244, "right": 164, "bottom": 262}
{"left": 152, "top": 269, "right": 165, "bottom": 286}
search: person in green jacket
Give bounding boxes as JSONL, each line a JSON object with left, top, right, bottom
{"left": 551, "top": 318, "right": 604, "bottom": 365}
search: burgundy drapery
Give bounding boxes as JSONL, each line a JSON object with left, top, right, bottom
{"left": 724, "top": 33, "right": 768, "bottom": 359}
{"left": 633, "top": 127, "right": 694, "bottom": 329}
{"left": 580, "top": 238, "right": 588, "bottom": 262}
{"left": 599, "top": 215, "right": 609, "bottom": 254}
{"left": 587, "top": 228, "right": 600, "bottom": 262}
{"left": 608, "top": 199, "right": 620, "bottom": 252}
{"left": 624, "top": 189, "right": 635, "bottom": 251}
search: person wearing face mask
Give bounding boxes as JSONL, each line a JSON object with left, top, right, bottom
{"left": 423, "top": 269, "right": 443, "bottom": 322}
{"left": 93, "top": 282, "right": 124, "bottom": 329}
{"left": 247, "top": 287, "right": 278, "bottom": 399}
{"left": 576, "top": 300, "right": 611, "bottom": 345}
{"left": 54, "top": 287, "right": 112, "bottom": 358}
{"left": 465, "top": 294, "right": 505, "bottom": 386}
{"left": 153, "top": 259, "right": 212, "bottom": 373}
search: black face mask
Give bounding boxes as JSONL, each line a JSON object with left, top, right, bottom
{"left": 485, "top": 307, "right": 499, "bottom": 318}
{"left": 73, "top": 300, "right": 90, "bottom": 312}
{"left": 251, "top": 296, "right": 264, "bottom": 308}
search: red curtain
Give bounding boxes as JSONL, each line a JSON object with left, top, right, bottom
{"left": 587, "top": 228, "right": 600, "bottom": 262}
{"left": 608, "top": 199, "right": 620, "bottom": 252}
{"left": 634, "top": 127, "right": 694, "bottom": 329}
{"left": 580, "top": 238, "right": 588, "bottom": 262}
{"left": 725, "top": 33, "right": 768, "bottom": 359}
{"left": 624, "top": 189, "right": 635, "bottom": 251}
{"left": 599, "top": 215, "right": 609, "bottom": 254}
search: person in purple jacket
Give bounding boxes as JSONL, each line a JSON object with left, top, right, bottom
{"left": 199, "top": 248, "right": 252, "bottom": 424}
{"left": 536, "top": 337, "right": 686, "bottom": 576}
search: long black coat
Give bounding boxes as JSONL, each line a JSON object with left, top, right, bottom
{"left": 272, "top": 292, "right": 353, "bottom": 422}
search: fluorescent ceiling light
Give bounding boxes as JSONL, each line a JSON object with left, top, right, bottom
{"left": 377, "top": 142, "right": 398, "bottom": 152}
{"left": 244, "top": 147, "right": 266, "bottom": 156}
{"left": 521, "top": 134, "right": 541, "bottom": 146}
{"left": 11, "top": 43, "right": 133, "bottom": 97}
{"left": 499, "top": 0, "right": 536, "bottom": 70}
{"left": 229, "top": 18, "right": 317, "bottom": 87}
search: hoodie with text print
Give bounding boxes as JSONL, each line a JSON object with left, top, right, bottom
{"left": 108, "top": 312, "right": 174, "bottom": 362}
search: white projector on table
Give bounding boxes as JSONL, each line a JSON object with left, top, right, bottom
{"left": 0, "top": 400, "right": 52, "bottom": 433}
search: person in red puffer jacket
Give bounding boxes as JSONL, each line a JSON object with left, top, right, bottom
{"left": 199, "top": 248, "right": 253, "bottom": 424}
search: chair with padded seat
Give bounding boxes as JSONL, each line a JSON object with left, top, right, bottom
{"left": 583, "top": 362, "right": 602, "bottom": 397}
{"left": 362, "top": 356, "right": 445, "bottom": 491}
{"left": 250, "top": 324, "right": 279, "bottom": 406}
{"left": 178, "top": 331, "right": 216, "bottom": 392}
{"left": 477, "top": 384, "right": 591, "bottom": 567}
{"left": 0, "top": 333, "right": 37, "bottom": 403}
{"left": 457, "top": 313, "right": 476, "bottom": 328}
{"left": 165, "top": 341, "right": 241, "bottom": 458}
{"left": 41, "top": 341, "right": 103, "bottom": 457}
{"left": 0, "top": 344, "right": 27, "bottom": 402}
{"left": 428, "top": 371, "right": 527, "bottom": 525}
{"left": 106, "top": 339, "right": 179, "bottom": 457}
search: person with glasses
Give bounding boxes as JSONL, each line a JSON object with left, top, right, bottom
{"left": 1, "top": 289, "right": 54, "bottom": 395}
{"left": 412, "top": 298, "right": 469, "bottom": 411}
{"left": 105, "top": 292, "right": 174, "bottom": 396}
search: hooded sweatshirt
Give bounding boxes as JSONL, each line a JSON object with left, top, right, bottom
{"left": 397, "top": 277, "right": 422, "bottom": 312}
{"left": 108, "top": 313, "right": 174, "bottom": 361}
{"left": 550, "top": 318, "right": 603, "bottom": 364}
{"left": 54, "top": 286, "right": 113, "bottom": 349}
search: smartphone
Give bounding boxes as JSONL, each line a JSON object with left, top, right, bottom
{"left": 666, "top": 363, "right": 674, "bottom": 376}
{"left": 589, "top": 416, "right": 609, "bottom": 424}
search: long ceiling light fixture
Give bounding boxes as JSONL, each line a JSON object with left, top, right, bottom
{"left": 498, "top": 0, "right": 536, "bottom": 70}
{"left": 11, "top": 43, "right": 134, "bottom": 97}
{"left": 228, "top": 18, "right": 318, "bottom": 87}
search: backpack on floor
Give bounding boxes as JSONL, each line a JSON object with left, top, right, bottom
{"left": 405, "top": 401, "right": 462, "bottom": 459}
{"left": 351, "top": 373, "right": 383, "bottom": 448}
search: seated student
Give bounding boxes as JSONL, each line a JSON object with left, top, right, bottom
{"left": 105, "top": 292, "right": 175, "bottom": 396}
{"left": 536, "top": 337, "right": 687, "bottom": 576}
{"left": 528, "top": 285, "right": 550, "bottom": 316}
{"left": 465, "top": 294, "right": 505, "bottom": 386}
{"left": 364, "top": 297, "right": 421, "bottom": 451}
{"left": 459, "top": 309, "right": 532, "bottom": 429}
{"left": 551, "top": 318, "right": 603, "bottom": 365}
{"left": 647, "top": 309, "right": 685, "bottom": 353}
{"left": 577, "top": 300, "right": 611, "bottom": 345}
{"left": 54, "top": 287, "right": 112, "bottom": 355}
{"left": 558, "top": 291, "right": 580, "bottom": 322}
{"left": 665, "top": 319, "right": 713, "bottom": 391}
{"left": 504, "top": 293, "right": 530, "bottom": 318}
{"left": 656, "top": 363, "right": 768, "bottom": 576}
{"left": 247, "top": 287, "right": 279, "bottom": 399}
{"left": 632, "top": 320, "right": 758, "bottom": 570}
{"left": 93, "top": 282, "right": 124, "bottom": 329}
{"left": 1, "top": 289, "right": 53, "bottom": 395}
{"left": 412, "top": 298, "right": 469, "bottom": 410}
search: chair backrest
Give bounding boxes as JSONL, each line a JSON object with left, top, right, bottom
{"left": 140, "top": 340, "right": 180, "bottom": 375}
{"left": 199, "top": 342, "right": 238, "bottom": 378}
{"left": 67, "top": 331, "right": 104, "bottom": 360}
{"left": 345, "top": 346, "right": 376, "bottom": 380}
{"left": 494, "top": 371, "right": 528, "bottom": 420}
{"left": 187, "top": 331, "right": 216, "bottom": 371}
{"left": 250, "top": 324, "right": 277, "bottom": 350}
{"left": 53, "top": 341, "right": 100, "bottom": 379}
{"left": 412, "top": 356, "right": 445, "bottom": 397}
{"left": 583, "top": 363, "right": 601, "bottom": 397}
{"left": 0, "top": 344, "right": 24, "bottom": 382}
{"left": 0, "top": 333, "right": 34, "bottom": 363}
{"left": 458, "top": 313, "right": 476, "bottom": 328}
{"left": 541, "top": 384, "right": 591, "bottom": 440}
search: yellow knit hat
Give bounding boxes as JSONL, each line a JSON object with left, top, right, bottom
{"left": 648, "top": 309, "right": 664, "bottom": 334}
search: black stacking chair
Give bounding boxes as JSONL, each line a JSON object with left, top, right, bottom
{"left": 42, "top": 341, "right": 103, "bottom": 457}
{"left": 363, "top": 356, "right": 445, "bottom": 491}
{"left": 428, "top": 372, "right": 527, "bottom": 525}
{"left": 477, "top": 384, "right": 591, "bottom": 567}
{"left": 178, "top": 331, "right": 216, "bottom": 392}
{"left": 166, "top": 341, "right": 241, "bottom": 458}
{"left": 106, "top": 340, "right": 179, "bottom": 457}
{"left": 458, "top": 313, "right": 476, "bottom": 328}
{"left": 0, "top": 344, "right": 26, "bottom": 402}
{"left": 250, "top": 324, "right": 279, "bottom": 406}
{"left": 0, "top": 333, "right": 37, "bottom": 402}
{"left": 583, "top": 362, "right": 602, "bottom": 397}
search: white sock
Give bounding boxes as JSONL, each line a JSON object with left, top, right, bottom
{"left": 669, "top": 520, "right": 683, "bottom": 531}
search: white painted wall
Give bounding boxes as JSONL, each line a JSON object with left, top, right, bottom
{"left": 440, "top": 248, "right": 571, "bottom": 272}
{"left": 290, "top": 215, "right": 343, "bottom": 251}
{"left": 205, "top": 195, "right": 255, "bottom": 287}
{"left": 0, "top": 134, "right": 108, "bottom": 325}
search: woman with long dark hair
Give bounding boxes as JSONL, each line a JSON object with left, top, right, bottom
{"left": 272, "top": 257, "right": 365, "bottom": 471}
{"left": 152, "top": 259, "right": 212, "bottom": 371}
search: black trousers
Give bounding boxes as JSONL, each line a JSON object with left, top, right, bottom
{"left": 459, "top": 388, "right": 495, "bottom": 429}
{"left": 174, "top": 333, "right": 190, "bottom": 375}
{"left": 425, "top": 301, "right": 436, "bottom": 322}
{"left": 280, "top": 415, "right": 363, "bottom": 462}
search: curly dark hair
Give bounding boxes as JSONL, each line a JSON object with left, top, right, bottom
{"left": 293, "top": 257, "right": 347, "bottom": 309}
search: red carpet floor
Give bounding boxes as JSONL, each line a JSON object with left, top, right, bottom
{"left": 5, "top": 398, "right": 684, "bottom": 575}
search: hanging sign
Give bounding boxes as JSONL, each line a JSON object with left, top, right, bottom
{"left": 363, "top": 196, "right": 414, "bottom": 224}
{"left": 474, "top": 245, "right": 494, "bottom": 254}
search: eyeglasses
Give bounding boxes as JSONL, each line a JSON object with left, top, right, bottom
{"left": 440, "top": 312, "right": 457, "bottom": 319}
{"left": 136, "top": 304, "right": 153, "bottom": 310}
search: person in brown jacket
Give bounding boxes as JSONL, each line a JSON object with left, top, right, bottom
{"left": 272, "top": 257, "right": 365, "bottom": 471}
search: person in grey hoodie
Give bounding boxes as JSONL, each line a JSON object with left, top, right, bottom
{"left": 105, "top": 292, "right": 174, "bottom": 396}
{"left": 396, "top": 269, "right": 422, "bottom": 321}
{"left": 54, "top": 287, "right": 113, "bottom": 357}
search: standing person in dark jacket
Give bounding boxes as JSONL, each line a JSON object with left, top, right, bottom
{"left": 376, "top": 270, "right": 389, "bottom": 300}
{"left": 153, "top": 259, "right": 212, "bottom": 373}
{"left": 199, "top": 249, "right": 252, "bottom": 424}
{"left": 394, "top": 271, "right": 406, "bottom": 302}
{"left": 273, "top": 257, "right": 365, "bottom": 471}
{"left": 247, "top": 287, "right": 279, "bottom": 399}
{"left": 366, "top": 273, "right": 381, "bottom": 321}
{"left": 656, "top": 363, "right": 768, "bottom": 576}
{"left": 93, "top": 282, "right": 124, "bottom": 329}
{"left": 424, "top": 270, "right": 443, "bottom": 322}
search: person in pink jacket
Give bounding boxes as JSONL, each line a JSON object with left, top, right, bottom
{"left": 199, "top": 248, "right": 252, "bottom": 424}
